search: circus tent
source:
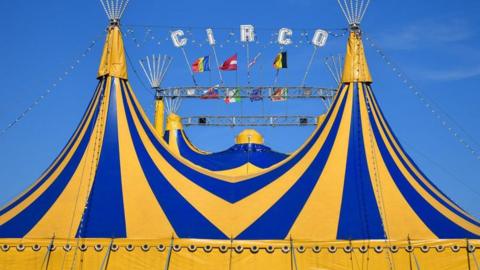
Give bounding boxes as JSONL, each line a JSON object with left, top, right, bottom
{"left": 162, "top": 114, "right": 288, "bottom": 176}
{"left": 0, "top": 2, "right": 479, "bottom": 269}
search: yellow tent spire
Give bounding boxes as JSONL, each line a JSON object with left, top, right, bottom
{"left": 154, "top": 96, "right": 165, "bottom": 135}
{"left": 166, "top": 113, "right": 183, "bottom": 131}
{"left": 97, "top": 24, "right": 128, "bottom": 80}
{"left": 341, "top": 28, "right": 372, "bottom": 83}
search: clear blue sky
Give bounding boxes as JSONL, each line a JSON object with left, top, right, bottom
{"left": 0, "top": 0, "right": 479, "bottom": 218}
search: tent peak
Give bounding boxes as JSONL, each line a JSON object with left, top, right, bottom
{"left": 341, "top": 29, "right": 372, "bottom": 83}
{"left": 97, "top": 25, "right": 128, "bottom": 80}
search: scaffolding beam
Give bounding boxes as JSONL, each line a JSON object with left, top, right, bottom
{"left": 182, "top": 115, "right": 320, "bottom": 127}
{"left": 155, "top": 86, "right": 336, "bottom": 99}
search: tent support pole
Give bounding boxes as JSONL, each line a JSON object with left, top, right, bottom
{"left": 41, "top": 234, "right": 55, "bottom": 270}
{"left": 467, "top": 239, "right": 472, "bottom": 270}
{"left": 164, "top": 236, "right": 174, "bottom": 270}
{"left": 229, "top": 237, "right": 233, "bottom": 270}
{"left": 99, "top": 238, "right": 114, "bottom": 270}
{"left": 290, "top": 236, "right": 298, "bottom": 270}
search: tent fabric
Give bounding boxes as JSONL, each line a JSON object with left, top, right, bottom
{"left": 0, "top": 239, "right": 479, "bottom": 269}
{"left": 1, "top": 74, "right": 478, "bottom": 240}
{"left": 1, "top": 23, "right": 480, "bottom": 269}
{"left": 163, "top": 128, "right": 288, "bottom": 171}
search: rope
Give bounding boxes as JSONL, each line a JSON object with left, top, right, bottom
{"left": 164, "top": 236, "right": 174, "bottom": 270}
{"left": 0, "top": 37, "right": 100, "bottom": 138}
{"left": 404, "top": 142, "right": 480, "bottom": 199}
{"left": 60, "top": 82, "right": 104, "bottom": 270}
{"left": 228, "top": 238, "right": 233, "bottom": 270}
{"left": 41, "top": 235, "right": 56, "bottom": 270}
{"left": 99, "top": 239, "right": 114, "bottom": 270}
{"left": 301, "top": 46, "right": 318, "bottom": 86}
{"left": 289, "top": 237, "right": 298, "bottom": 270}
{"left": 364, "top": 32, "right": 480, "bottom": 163}
{"left": 69, "top": 78, "right": 110, "bottom": 270}
{"left": 364, "top": 84, "right": 395, "bottom": 270}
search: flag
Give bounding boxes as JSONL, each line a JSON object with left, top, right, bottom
{"left": 248, "top": 53, "right": 262, "bottom": 69}
{"left": 273, "top": 52, "right": 287, "bottom": 69}
{"left": 249, "top": 88, "right": 263, "bottom": 102}
{"left": 271, "top": 87, "right": 288, "bottom": 101}
{"left": 224, "top": 88, "right": 241, "bottom": 104}
{"left": 186, "top": 88, "right": 196, "bottom": 96}
{"left": 304, "top": 87, "right": 312, "bottom": 97}
{"left": 220, "top": 54, "right": 238, "bottom": 71}
{"left": 201, "top": 85, "right": 220, "bottom": 99}
{"left": 192, "top": 56, "right": 210, "bottom": 73}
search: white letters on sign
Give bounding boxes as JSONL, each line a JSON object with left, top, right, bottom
{"left": 312, "top": 29, "right": 329, "bottom": 47}
{"left": 171, "top": 30, "right": 187, "bottom": 48}
{"left": 278, "top": 28, "right": 293, "bottom": 46}
{"left": 240, "top": 25, "right": 255, "bottom": 42}
{"left": 206, "top": 28, "right": 215, "bottom": 46}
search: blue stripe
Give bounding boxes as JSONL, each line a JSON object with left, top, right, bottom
{"left": 365, "top": 85, "right": 480, "bottom": 227}
{"left": 237, "top": 92, "right": 349, "bottom": 240}
{"left": 337, "top": 84, "right": 385, "bottom": 240}
{"left": 123, "top": 84, "right": 347, "bottom": 203}
{"left": 0, "top": 82, "right": 104, "bottom": 216}
{"left": 121, "top": 82, "right": 226, "bottom": 239}
{"left": 0, "top": 82, "right": 104, "bottom": 238}
{"left": 79, "top": 79, "right": 126, "bottom": 238}
{"left": 163, "top": 130, "right": 170, "bottom": 142}
{"left": 366, "top": 85, "right": 479, "bottom": 238}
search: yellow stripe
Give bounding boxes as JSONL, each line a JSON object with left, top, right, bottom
{"left": 365, "top": 88, "right": 480, "bottom": 235}
{"left": 358, "top": 83, "right": 436, "bottom": 239}
{"left": 123, "top": 82, "right": 348, "bottom": 237}
{"left": 288, "top": 84, "right": 353, "bottom": 240}
{"left": 367, "top": 86, "right": 478, "bottom": 222}
{"left": 24, "top": 79, "right": 112, "bottom": 238}
{"left": 0, "top": 79, "right": 106, "bottom": 225}
{"left": 117, "top": 80, "right": 176, "bottom": 238}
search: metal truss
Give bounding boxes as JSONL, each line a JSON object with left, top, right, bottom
{"left": 155, "top": 86, "right": 337, "bottom": 99}
{"left": 182, "top": 115, "right": 320, "bottom": 127}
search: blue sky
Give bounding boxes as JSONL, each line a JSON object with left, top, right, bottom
{"left": 0, "top": 0, "right": 479, "bottom": 218}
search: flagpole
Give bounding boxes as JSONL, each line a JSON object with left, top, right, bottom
{"left": 211, "top": 45, "right": 224, "bottom": 85}
{"left": 180, "top": 47, "right": 197, "bottom": 86}
{"left": 273, "top": 69, "right": 280, "bottom": 86}
{"left": 301, "top": 46, "right": 318, "bottom": 86}
{"left": 246, "top": 42, "right": 251, "bottom": 85}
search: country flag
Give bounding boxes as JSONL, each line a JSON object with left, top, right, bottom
{"left": 192, "top": 56, "right": 210, "bottom": 73}
{"left": 271, "top": 87, "right": 288, "bottom": 101}
{"left": 273, "top": 52, "right": 287, "bottom": 69}
{"left": 248, "top": 53, "right": 262, "bottom": 68}
{"left": 201, "top": 85, "right": 220, "bottom": 99}
{"left": 220, "top": 54, "right": 238, "bottom": 71}
{"left": 249, "top": 88, "right": 263, "bottom": 102}
{"left": 224, "top": 88, "right": 241, "bottom": 104}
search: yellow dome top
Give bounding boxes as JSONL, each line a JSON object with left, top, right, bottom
{"left": 235, "top": 129, "right": 264, "bottom": 144}
{"left": 166, "top": 113, "right": 183, "bottom": 131}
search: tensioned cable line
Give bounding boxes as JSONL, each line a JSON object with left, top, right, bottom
{"left": 337, "top": 0, "right": 370, "bottom": 26}
{"left": 363, "top": 32, "right": 480, "bottom": 163}
{"left": 100, "top": 0, "right": 130, "bottom": 22}
{"left": 0, "top": 36, "right": 102, "bottom": 139}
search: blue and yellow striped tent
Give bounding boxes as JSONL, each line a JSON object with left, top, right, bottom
{"left": 0, "top": 19, "right": 479, "bottom": 270}
{"left": 162, "top": 119, "right": 288, "bottom": 176}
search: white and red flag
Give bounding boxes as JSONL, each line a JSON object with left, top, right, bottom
{"left": 219, "top": 53, "right": 238, "bottom": 71}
